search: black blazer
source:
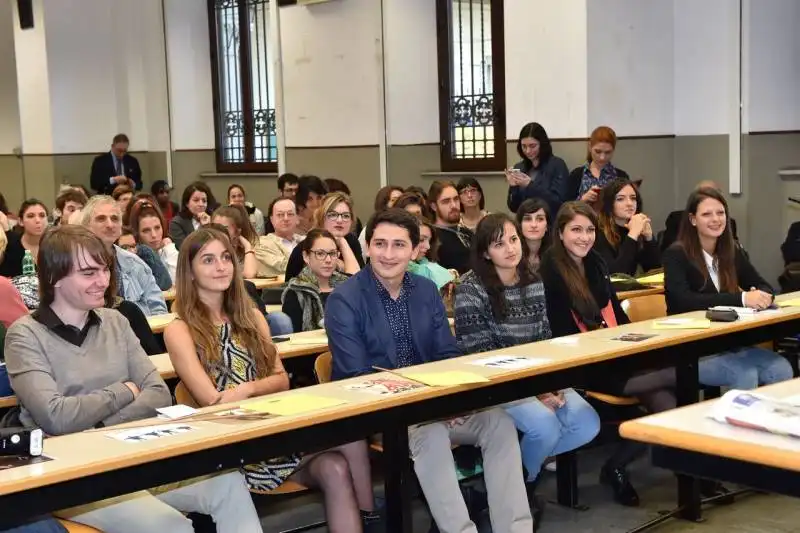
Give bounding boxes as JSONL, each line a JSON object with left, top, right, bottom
{"left": 662, "top": 244, "right": 772, "bottom": 315}
{"left": 593, "top": 224, "right": 661, "bottom": 276}
{"left": 90, "top": 152, "right": 143, "bottom": 195}
{"left": 0, "top": 231, "right": 25, "bottom": 278}
{"left": 169, "top": 214, "right": 196, "bottom": 252}
{"left": 782, "top": 221, "right": 800, "bottom": 265}
{"left": 507, "top": 155, "right": 569, "bottom": 216}
{"left": 539, "top": 248, "right": 630, "bottom": 394}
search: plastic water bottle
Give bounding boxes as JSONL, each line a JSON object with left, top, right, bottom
{"left": 22, "top": 249, "right": 35, "bottom": 276}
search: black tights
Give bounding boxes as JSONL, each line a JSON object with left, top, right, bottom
{"left": 606, "top": 367, "right": 677, "bottom": 469}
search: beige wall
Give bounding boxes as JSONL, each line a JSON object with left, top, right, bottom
{"left": 285, "top": 146, "right": 381, "bottom": 222}
{"left": 0, "top": 155, "right": 23, "bottom": 212}
{"left": 172, "top": 150, "right": 216, "bottom": 196}
{"left": 743, "top": 133, "right": 800, "bottom": 284}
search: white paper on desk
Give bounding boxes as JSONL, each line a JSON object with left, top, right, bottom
{"left": 469, "top": 355, "right": 550, "bottom": 369}
{"left": 550, "top": 337, "right": 579, "bottom": 345}
{"left": 157, "top": 404, "right": 199, "bottom": 420}
{"left": 664, "top": 318, "right": 691, "bottom": 324}
{"left": 783, "top": 394, "right": 800, "bottom": 406}
{"left": 107, "top": 424, "right": 197, "bottom": 443}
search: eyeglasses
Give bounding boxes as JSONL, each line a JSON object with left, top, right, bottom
{"left": 459, "top": 187, "right": 480, "bottom": 196}
{"left": 325, "top": 211, "right": 352, "bottom": 222}
{"left": 309, "top": 249, "right": 340, "bottom": 260}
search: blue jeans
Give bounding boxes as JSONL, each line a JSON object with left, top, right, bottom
{"left": 699, "top": 347, "right": 793, "bottom": 390}
{"left": 1, "top": 518, "right": 66, "bottom": 533}
{"left": 504, "top": 388, "right": 601, "bottom": 481}
{"left": 267, "top": 311, "right": 294, "bottom": 336}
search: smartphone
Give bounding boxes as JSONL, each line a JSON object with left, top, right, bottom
{"left": 272, "top": 336, "right": 290, "bottom": 343}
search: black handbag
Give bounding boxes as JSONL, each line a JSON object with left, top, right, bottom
{"left": 706, "top": 308, "right": 739, "bottom": 322}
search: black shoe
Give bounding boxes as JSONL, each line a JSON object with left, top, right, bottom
{"left": 600, "top": 465, "right": 640, "bottom": 507}
{"left": 700, "top": 479, "right": 735, "bottom": 505}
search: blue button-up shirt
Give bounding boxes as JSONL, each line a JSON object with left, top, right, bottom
{"left": 373, "top": 271, "right": 421, "bottom": 368}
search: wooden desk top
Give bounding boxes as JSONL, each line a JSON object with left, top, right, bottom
{"left": 620, "top": 379, "right": 800, "bottom": 473}
{"left": 276, "top": 330, "right": 329, "bottom": 359}
{"left": 617, "top": 286, "right": 664, "bottom": 301}
{"left": 147, "top": 313, "right": 176, "bottom": 334}
{"left": 4, "top": 293, "right": 800, "bottom": 499}
{"left": 162, "top": 276, "right": 284, "bottom": 301}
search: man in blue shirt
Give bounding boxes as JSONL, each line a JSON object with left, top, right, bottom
{"left": 326, "top": 209, "right": 533, "bottom": 533}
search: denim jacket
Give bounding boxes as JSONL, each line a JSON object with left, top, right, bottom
{"left": 115, "top": 245, "right": 168, "bottom": 316}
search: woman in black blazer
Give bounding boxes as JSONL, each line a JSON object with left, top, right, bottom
{"left": 566, "top": 126, "right": 630, "bottom": 208}
{"left": 506, "top": 122, "right": 569, "bottom": 217}
{"left": 540, "top": 201, "right": 681, "bottom": 507}
{"left": 169, "top": 181, "right": 217, "bottom": 251}
{"left": 593, "top": 179, "right": 660, "bottom": 276}
{"left": 663, "top": 187, "right": 792, "bottom": 390}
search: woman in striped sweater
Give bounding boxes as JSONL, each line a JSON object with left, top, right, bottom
{"left": 454, "top": 213, "right": 600, "bottom": 522}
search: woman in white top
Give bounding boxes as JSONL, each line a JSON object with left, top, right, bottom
{"left": 129, "top": 198, "right": 179, "bottom": 284}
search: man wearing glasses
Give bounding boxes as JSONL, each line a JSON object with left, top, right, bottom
{"left": 256, "top": 197, "right": 304, "bottom": 277}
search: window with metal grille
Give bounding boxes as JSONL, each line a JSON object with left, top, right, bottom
{"left": 436, "top": 0, "right": 506, "bottom": 171}
{"left": 208, "top": 0, "right": 278, "bottom": 171}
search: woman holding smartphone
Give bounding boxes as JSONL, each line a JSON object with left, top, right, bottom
{"left": 506, "top": 122, "right": 569, "bottom": 217}
{"left": 169, "top": 181, "right": 216, "bottom": 250}
{"left": 567, "top": 126, "right": 630, "bottom": 210}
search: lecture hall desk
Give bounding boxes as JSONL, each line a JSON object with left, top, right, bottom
{"left": 2, "top": 295, "right": 800, "bottom": 531}
{"left": 621, "top": 378, "right": 800, "bottom": 500}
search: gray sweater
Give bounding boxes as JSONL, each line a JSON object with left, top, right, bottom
{"left": 5, "top": 308, "right": 171, "bottom": 435}
{"left": 454, "top": 271, "right": 552, "bottom": 355}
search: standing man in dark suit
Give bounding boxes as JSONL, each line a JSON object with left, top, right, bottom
{"left": 90, "top": 133, "right": 143, "bottom": 195}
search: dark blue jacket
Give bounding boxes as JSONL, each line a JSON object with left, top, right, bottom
{"left": 507, "top": 155, "right": 569, "bottom": 216}
{"left": 325, "top": 267, "right": 461, "bottom": 380}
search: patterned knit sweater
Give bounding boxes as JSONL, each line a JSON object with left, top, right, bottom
{"left": 454, "top": 271, "right": 552, "bottom": 355}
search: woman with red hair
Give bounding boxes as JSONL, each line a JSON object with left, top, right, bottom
{"left": 566, "top": 126, "right": 630, "bottom": 208}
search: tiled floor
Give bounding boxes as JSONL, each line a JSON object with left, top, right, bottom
{"left": 255, "top": 444, "right": 800, "bottom": 532}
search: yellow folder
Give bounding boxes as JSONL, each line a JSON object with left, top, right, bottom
{"left": 652, "top": 318, "right": 711, "bottom": 330}
{"left": 778, "top": 298, "right": 800, "bottom": 308}
{"left": 636, "top": 272, "right": 665, "bottom": 285}
{"left": 246, "top": 394, "right": 347, "bottom": 416}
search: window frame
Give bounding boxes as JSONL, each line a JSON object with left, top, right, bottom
{"left": 207, "top": 0, "right": 278, "bottom": 173}
{"left": 435, "top": 0, "right": 507, "bottom": 172}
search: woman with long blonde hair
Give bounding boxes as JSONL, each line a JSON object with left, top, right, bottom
{"left": 165, "top": 227, "right": 379, "bottom": 532}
